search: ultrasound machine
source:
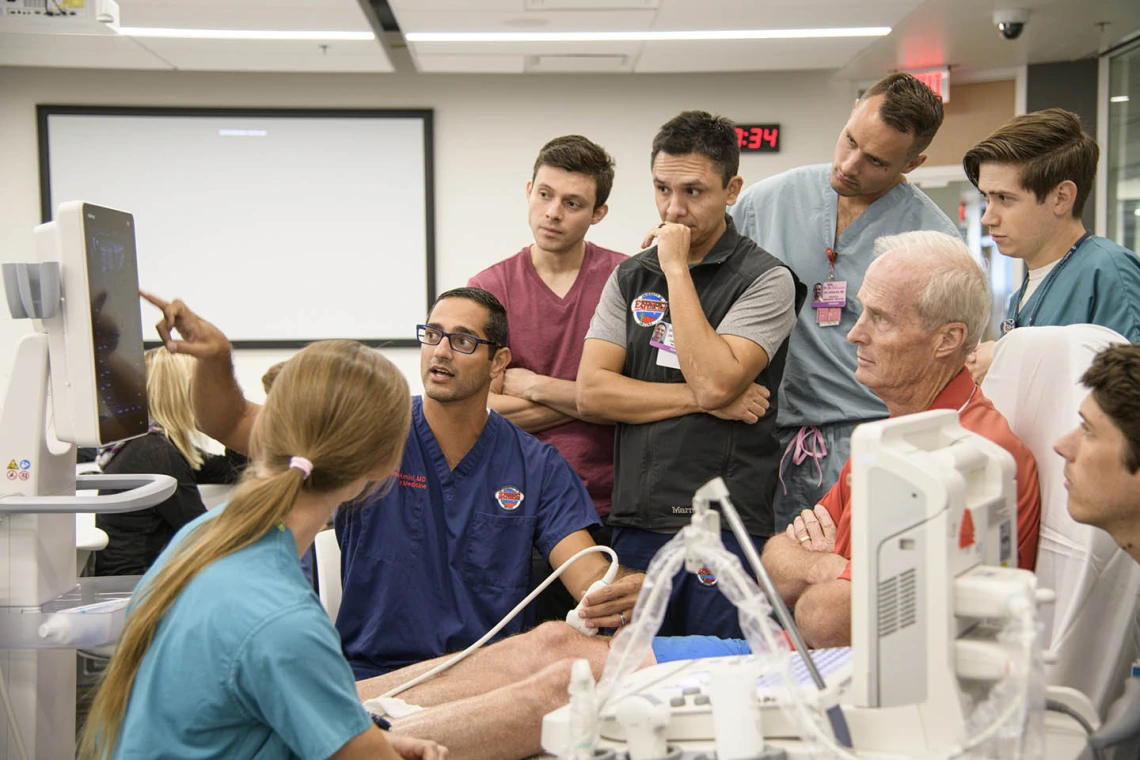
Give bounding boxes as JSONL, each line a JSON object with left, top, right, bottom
{"left": 0, "top": 202, "right": 176, "bottom": 760}
{"left": 542, "top": 411, "right": 1107, "bottom": 760}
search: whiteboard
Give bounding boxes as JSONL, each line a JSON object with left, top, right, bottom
{"left": 38, "top": 107, "right": 434, "bottom": 347}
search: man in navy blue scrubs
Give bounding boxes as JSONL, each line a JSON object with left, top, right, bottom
{"left": 336, "top": 287, "right": 643, "bottom": 678}
{"left": 164, "top": 287, "right": 643, "bottom": 679}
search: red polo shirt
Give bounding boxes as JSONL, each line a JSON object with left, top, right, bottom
{"left": 821, "top": 368, "right": 1041, "bottom": 580}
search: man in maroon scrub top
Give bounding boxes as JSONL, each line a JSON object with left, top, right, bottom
{"left": 468, "top": 135, "right": 626, "bottom": 622}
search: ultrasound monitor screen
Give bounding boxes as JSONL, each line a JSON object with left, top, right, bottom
{"left": 83, "top": 203, "right": 147, "bottom": 443}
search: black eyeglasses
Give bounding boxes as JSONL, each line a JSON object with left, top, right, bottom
{"left": 416, "top": 324, "right": 498, "bottom": 355}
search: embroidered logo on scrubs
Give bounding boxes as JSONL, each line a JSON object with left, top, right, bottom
{"left": 696, "top": 566, "right": 718, "bottom": 586}
{"left": 631, "top": 292, "right": 668, "bottom": 327}
{"left": 495, "top": 486, "right": 524, "bottom": 511}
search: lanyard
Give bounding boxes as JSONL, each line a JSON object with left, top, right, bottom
{"left": 1004, "top": 231, "right": 1092, "bottom": 334}
{"left": 825, "top": 246, "right": 837, "bottom": 281}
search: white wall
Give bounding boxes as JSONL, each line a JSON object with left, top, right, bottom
{"left": 0, "top": 66, "right": 853, "bottom": 405}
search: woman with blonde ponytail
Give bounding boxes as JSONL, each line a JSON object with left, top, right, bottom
{"left": 79, "top": 340, "right": 446, "bottom": 760}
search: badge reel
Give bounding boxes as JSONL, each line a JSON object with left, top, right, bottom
{"left": 812, "top": 247, "right": 846, "bottom": 328}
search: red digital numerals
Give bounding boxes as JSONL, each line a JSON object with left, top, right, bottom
{"left": 734, "top": 124, "right": 780, "bottom": 153}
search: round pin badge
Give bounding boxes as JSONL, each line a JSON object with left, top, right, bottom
{"left": 696, "top": 566, "right": 718, "bottom": 586}
{"left": 495, "top": 486, "right": 524, "bottom": 511}
{"left": 631, "top": 292, "right": 668, "bottom": 327}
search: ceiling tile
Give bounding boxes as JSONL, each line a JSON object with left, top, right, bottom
{"left": 525, "top": 0, "right": 659, "bottom": 9}
{"left": 635, "top": 37, "right": 878, "bottom": 73}
{"left": 141, "top": 38, "right": 392, "bottom": 72}
{"left": 415, "top": 53, "right": 526, "bottom": 73}
{"left": 527, "top": 53, "right": 631, "bottom": 71}
{"left": 0, "top": 31, "right": 166, "bottom": 69}
{"left": 388, "top": 0, "right": 528, "bottom": 11}
{"left": 393, "top": 9, "right": 658, "bottom": 33}
{"left": 651, "top": 0, "right": 920, "bottom": 29}
{"left": 118, "top": 4, "right": 374, "bottom": 31}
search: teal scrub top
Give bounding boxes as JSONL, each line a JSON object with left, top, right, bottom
{"left": 1006, "top": 234, "right": 1140, "bottom": 342}
{"left": 111, "top": 512, "right": 371, "bottom": 760}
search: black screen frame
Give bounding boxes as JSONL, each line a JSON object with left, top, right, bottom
{"left": 37, "top": 105, "right": 436, "bottom": 350}
{"left": 83, "top": 202, "right": 149, "bottom": 444}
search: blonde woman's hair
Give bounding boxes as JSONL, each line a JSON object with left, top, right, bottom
{"left": 144, "top": 347, "right": 205, "bottom": 469}
{"left": 79, "top": 340, "right": 411, "bottom": 760}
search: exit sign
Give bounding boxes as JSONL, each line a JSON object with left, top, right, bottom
{"left": 906, "top": 67, "right": 950, "bottom": 102}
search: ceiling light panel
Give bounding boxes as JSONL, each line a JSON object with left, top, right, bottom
{"left": 116, "top": 27, "right": 374, "bottom": 40}
{"left": 405, "top": 27, "right": 890, "bottom": 42}
{"left": 117, "top": 27, "right": 371, "bottom": 40}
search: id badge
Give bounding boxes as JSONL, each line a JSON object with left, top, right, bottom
{"left": 811, "top": 281, "right": 846, "bottom": 328}
{"left": 651, "top": 322, "right": 680, "bottom": 369}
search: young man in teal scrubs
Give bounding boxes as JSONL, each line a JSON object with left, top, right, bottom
{"left": 965, "top": 109, "right": 1140, "bottom": 381}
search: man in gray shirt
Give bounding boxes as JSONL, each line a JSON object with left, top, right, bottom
{"left": 730, "top": 73, "right": 960, "bottom": 532}
{"left": 577, "top": 110, "right": 804, "bottom": 638}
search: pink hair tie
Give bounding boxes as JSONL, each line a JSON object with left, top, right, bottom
{"left": 289, "top": 456, "right": 314, "bottom": 479}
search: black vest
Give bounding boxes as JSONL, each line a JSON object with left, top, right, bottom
{"left": 609, "top": 216, "right": 805, "bottom": 536}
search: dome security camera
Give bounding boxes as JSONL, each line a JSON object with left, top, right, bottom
{"left": 993, "top": 9, "right": 1030, "bottom": 40}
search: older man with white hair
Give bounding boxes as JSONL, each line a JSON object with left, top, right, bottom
{"left": 762, "top": 230, "right": 1042, "bottom": 648}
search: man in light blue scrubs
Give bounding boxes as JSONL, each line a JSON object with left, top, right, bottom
{"left": 964, "top": 109, "right": 1140, "bottom": 381}
{"left": 730, "top": 73, "right": 959, "bottom": 530}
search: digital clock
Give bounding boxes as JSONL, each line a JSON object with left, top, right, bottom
{"left": 734, "top": 124, "right": 780, "bottom": 153}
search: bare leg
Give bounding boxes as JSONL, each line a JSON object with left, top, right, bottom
{"left": 357, "top": 651, "right": 468, "bottom": 702}
{"left": 357, "top": 622, "right": 614, "bottom": 704}
{"left": 389, "top": 658, "right": 578, "bottom": 760}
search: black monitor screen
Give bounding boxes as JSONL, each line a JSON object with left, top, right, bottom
{"left": 83, "top": 203, "right": 147, "bottom": 444}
